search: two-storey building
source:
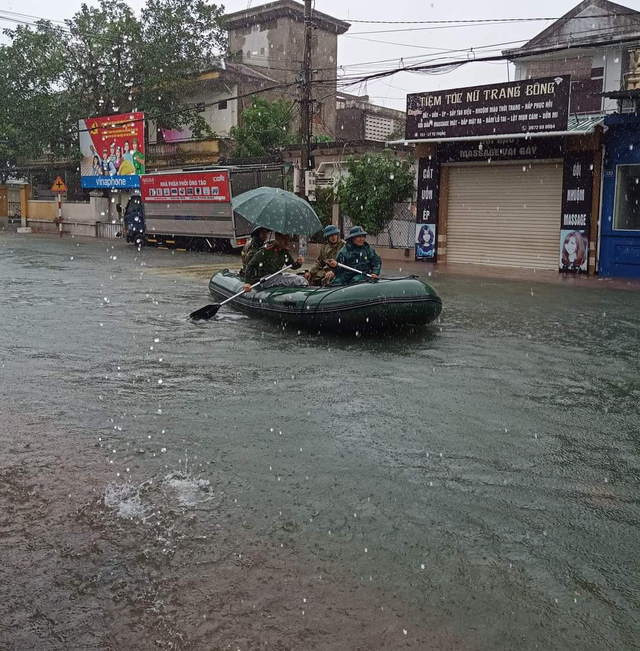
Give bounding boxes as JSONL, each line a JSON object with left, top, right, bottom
{"left": 400, "top": 0, "right": 640, "bottom": 276}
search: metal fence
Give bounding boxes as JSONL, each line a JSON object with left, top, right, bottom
{"left": 96, "top": 221, "right": 121, "bottom": 239}
{"left": 341, "top": 202, "right": 415, "bottom": 249}
{"left": 7, "top": 190, "right": 21, "bottom": 221}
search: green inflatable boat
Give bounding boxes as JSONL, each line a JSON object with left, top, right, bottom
{"left": 208, "top": 270, "right": 443, "bottom": 332}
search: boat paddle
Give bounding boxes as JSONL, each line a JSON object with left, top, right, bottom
{"left": 335, "top": 262, "right": 378, "bottom": 281}
{"left": 190, "top": 265, "right": 294, "bottom": 321}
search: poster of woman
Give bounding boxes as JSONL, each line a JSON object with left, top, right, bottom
{"left": 415, "top": 223, "right": 437, "bottom": 260}
{"left": 559, "top": 229, "right": 588, "bottom": 273}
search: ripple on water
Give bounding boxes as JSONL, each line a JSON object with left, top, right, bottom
{"left": 103, "top": 482, "right": 147, "bottom": 520}
{"left": 163, "top": 471, "right": 213, "bottom": 506}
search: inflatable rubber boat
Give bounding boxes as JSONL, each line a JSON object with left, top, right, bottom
{"left": 208, "top": 270, "right": 442, "bottom": 331}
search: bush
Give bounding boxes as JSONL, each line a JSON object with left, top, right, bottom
{"left": 337, "top": 150, "right": 414, "bottom": 236}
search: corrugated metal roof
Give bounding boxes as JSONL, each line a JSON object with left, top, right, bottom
{"left": 566, "top": 114, "right": 606, "bottom": 132}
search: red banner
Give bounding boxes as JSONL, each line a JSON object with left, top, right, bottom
{"left": 140, "top": 171, "right": 231, "bottom": 202}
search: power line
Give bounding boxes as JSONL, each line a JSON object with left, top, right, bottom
{"left": 349, "top": 19, "right": 557, "bottom": 35}
{"left": 315, "top": 38, "right": 533, "bottom": 73}
{"left": 342, "top": 12, "right": 640, "bottom": 25}
{"left": 313, "top": 28, "right": 640, "bottom": 90}
{"left": 75, "top": 80, "right": 301, "bottom": 135}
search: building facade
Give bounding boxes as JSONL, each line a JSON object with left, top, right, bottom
{"left": 225, "top": 0, "right": 350, "bottom": 138}
{"left": 599, "top": 107, "right": 640, "bottom": 278}
{"left": 402, "top": 0, "right": 640, "bottom": 276}
{"left": 336, "top": 93, "right": 406, "bottom": 142}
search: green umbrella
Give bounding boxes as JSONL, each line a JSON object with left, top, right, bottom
{"left": 231, "top": 186, "right": 322, "bottom": 236}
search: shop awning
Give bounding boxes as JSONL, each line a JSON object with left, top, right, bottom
{"left": 388, "top": 114, "right": 605, "bottom": 145}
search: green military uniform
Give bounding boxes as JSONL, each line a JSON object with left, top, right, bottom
{"left": 307, "top": 238, "right": 346, "bottom": 285}
{"left": 240, "top": 236, "right": 263, "bottom": 278}
{"left": 331, "top": 240, "right": 382, "bottom": 285}
{"left": 132, "top": 150, "right": 145, "bottom": 175}
{"left": 244, "top": 244, "right": 302, "bottom": 285}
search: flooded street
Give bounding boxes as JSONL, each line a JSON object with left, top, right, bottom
{"left": 1, "top": 232, "right": 639, "bottom": 651}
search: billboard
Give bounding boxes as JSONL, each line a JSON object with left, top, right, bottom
{"left": 559, "top": 152, "right": 593, "bottom": 274}
{"left": 406, "top": 76, "right": 570, "bottom": 140}
{"left": 79, "top": 112, "right": 145, "bottom": 189}
{"left": 140, "top": 171, "right": 231, "bottom": 203}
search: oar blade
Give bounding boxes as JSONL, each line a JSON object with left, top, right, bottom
{"left": 189, "top": 304, "right": 221, "bottom": 321}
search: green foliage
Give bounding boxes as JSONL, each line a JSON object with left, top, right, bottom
{"left": 337, "top": 150, "right": 414, "bottom": 236}
{"left": 0, "top": 0, "right": 227, "bottom": 171}
{"left": 309, "top": 186, "right": 336, "bottom": 242}
{"left": 0, "top": 20, "right": 73, "bottom": 172}
{"left": 230, "top": 97, "right": 295, "bottom": 158}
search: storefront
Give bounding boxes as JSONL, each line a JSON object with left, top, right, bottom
{"left": 405, "top": 77, "right": 603, "bottom": 274}
{"left": 599, "top": 112, "right": 640, "bottom": 279}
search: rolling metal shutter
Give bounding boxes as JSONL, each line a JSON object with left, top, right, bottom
{"left": 446, "top": 162, "right": 563, "bottom": 269}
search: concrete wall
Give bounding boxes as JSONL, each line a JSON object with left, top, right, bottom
{"left": 25, "top": 196, "right": 114, "bottom": 237}
{"left": 514, "top": 45, "right": 628, "bottom": 114}
{"left": 230, "top": 16, "right": 339, "bottom": 136}
{"left": 27, "top": 200, "right": 57, "bottom": 220}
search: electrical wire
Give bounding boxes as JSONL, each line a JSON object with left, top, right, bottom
{"left": 74, "top": 80, "right": 302, "bottom": 134}
{"left": 341, "top": 14, "right": 639, "bottom": 25}
{"left": 346, "top": 12, "right": 640, "bottom": 34}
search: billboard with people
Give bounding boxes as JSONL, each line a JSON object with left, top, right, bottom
{"left": 79, "top": 112, "right": 145, "bottom": 189}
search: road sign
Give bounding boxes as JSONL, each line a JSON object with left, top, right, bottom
{"left": 51, "top": 176, "right": 68, "bottom": 193}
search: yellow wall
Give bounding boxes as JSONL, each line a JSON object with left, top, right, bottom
{"left": 27, "top": 200, "right": 57, "bottom": 220}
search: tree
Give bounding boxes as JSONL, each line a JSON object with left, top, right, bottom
{"left": 230, "top": 97, "right": 296, "bottom": 158}
{"left": 0, "top": 0, "right": 227, "bottom": 172}
{"left": 0, "top": 20, "right": 73, "bottom": 170}
{"left": 338, "top": 150, "right": 414, "bottom": 236}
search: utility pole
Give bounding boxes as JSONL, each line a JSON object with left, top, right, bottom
{"left": 299, "top": 0, "right": 313, "bottom": 197}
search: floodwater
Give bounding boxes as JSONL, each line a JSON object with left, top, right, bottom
{"left": 1, "top": 233, "right": 639, "bottom": 651}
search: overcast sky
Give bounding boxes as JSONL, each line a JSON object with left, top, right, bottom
{"left": 1, "top": 0, "right": 639, "bottom": 110}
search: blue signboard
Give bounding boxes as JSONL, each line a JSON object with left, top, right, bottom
{"left": 81, "top": 175, "right": 141, "bottom": 189}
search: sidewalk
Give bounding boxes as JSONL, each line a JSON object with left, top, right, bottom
{"left": 305, "top": 241, "right": 640, "bottom": 291}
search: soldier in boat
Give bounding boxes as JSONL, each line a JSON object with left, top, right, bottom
{"left": 304, "top": 225, "right": 346, "bottom": 286}
{"left": 240, "top": 226, "right": 271, "bottom": 278}
{"left": 329, "top": 225, "right": 381, "bottom": 285}
{"left": 243, "top": 232, "right": 306, "bottom": 290}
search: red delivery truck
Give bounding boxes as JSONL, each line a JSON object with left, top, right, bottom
{"left": 123, "top": 164, "right": 285, "bottom": 251}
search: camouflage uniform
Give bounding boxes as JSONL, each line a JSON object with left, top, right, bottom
{"left": 307, "top": 238, "right": 346, "bottom": 286}
{"left": 331, "top": 240, "right": 382, "bottom": 285}
{"left": 244, "top": 244, "right": 302, "bottom": 285}
{"left": 240, "top": 235, "right": 263, "bottom": 278}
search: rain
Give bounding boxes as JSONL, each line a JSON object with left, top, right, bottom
{"left": 2, "top": 0, "right": 640, "bottom": 649}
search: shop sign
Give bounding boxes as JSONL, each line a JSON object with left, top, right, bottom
{"left": 406, "top": 76, "right": 570, "bottom": 140}
{"left": 415, "top": 157, "right": 440, "bottom": 261}
{"left": 79, "top": 112, "right": 145, "bottom": 189}
{"left": 559, "top": 152, "right": 593, "bottom": 274}
{"left": 438, "top": 137, "right": 563, "bottom": 163}
{"left": 140, "top": 171, "right": 231, "bottom": 203}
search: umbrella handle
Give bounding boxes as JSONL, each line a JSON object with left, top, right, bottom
{"left": 336, "top": 262, "right": 374, "bottom": 279}
{"left": 219, "top": 265, "right": 294, "bottom": 307}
